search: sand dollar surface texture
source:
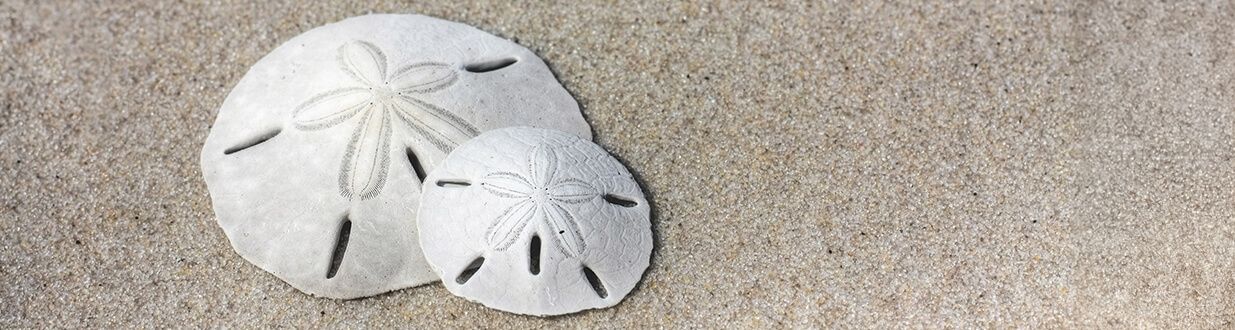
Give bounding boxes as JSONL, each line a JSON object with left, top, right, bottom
{"left": 419, "top": 127, "right": 651, "bottom": 316}
{"left": 200, "top": 14, "right": 591, "bottom": 299}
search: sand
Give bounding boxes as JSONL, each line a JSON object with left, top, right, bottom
{"left": 1, "top": 1, "right": 1233, "bottom": 327}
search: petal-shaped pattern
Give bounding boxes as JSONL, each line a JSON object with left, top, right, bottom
{"left": 337, "top": 104, "right": 392, "bottom": 200}
{"left": 485, "top": 200, "right": 536, "bottom": 251}
{"left": 391, "top": 97, "right": 478, "bottom": 151}
{"left": 482, "top": 171, "right": 534, "bottom": 198}
{"left": 338, "top": 41, "right": 387, "bottom": 86}
{"left": 529, "top": 144, "right": 557, "bottom": 187}
{"left": 390, "top": 62, "right": 457, "bottom": 93}
{"left": 544, "top": 202, "right": 586, "bottom": 258}
{"left": 290, "top": 87, "right": 372, "bottom": 130}
{"left": 549, "top": 178, "right": 596, "bottom": 204}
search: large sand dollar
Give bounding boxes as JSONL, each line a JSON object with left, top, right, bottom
{"left": 200, "top": 14, "right": 591, "bottom": 299}
{"left": 419, "top": 127, "right": 651, "bottom": 316}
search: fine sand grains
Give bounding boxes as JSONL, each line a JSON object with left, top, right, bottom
{"left": 1, "top": 1, "right": 1233, "bottom": 328}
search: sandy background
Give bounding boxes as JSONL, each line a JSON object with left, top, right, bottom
{"left": 2, "top": 0, "right": 1233, "bottom": 328}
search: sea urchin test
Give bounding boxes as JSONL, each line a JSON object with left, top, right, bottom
{"left": 200, "top": 14, "right": 590, "bottom": 299}
{"left": 418, "top": 127, "right": 651, "bottom": 316}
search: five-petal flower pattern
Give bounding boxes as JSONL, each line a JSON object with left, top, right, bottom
{"left": 481, "top": 144, "right": 597, "bottom": 258}
{"left": 292, "top": 40, "right": 479, "bottom": 200}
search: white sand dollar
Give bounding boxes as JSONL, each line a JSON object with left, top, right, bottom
{"left": 418, "top": 127, "right": 651, "bottom": 316}
{"left": 200, "top": 14, "right": 591, "bottom": 299}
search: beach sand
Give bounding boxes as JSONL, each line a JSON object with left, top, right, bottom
{"left": 1, "top": 1, "right": 1233, "bottom": 327}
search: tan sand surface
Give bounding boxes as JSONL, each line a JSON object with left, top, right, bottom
{"left": 1, "top": 1, "right": 1233, "bottom": 327}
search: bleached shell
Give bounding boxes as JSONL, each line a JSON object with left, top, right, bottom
{"left": 418, "top": 127, "right": 651, "bottom": 316}
{"left": 200, "top": 14, "right": 590, "bottom": 299}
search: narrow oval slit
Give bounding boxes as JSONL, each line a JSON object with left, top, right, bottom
{"left": 582, "top": 266, "right": 608, "bottom": 298}
{"left": 436, "top": 179, "right": 471, "bottom": 187}
{"left": 455, "top": 257, "right": 485, "bottom": 284}
{"left": 603, "top": 194, "right": 638, "bottom": 207}
{"left": 464, "top": 57, "right": 518, "bottom": 73}
{"left": 529, "top": 235, "right": 541, "bottom": 275}
{"left": 223, "top": 128, "right": 281, "bottom": 155}
{"left": 405, "top": 147, "right": 427, "bottom": 183}
{"left": 326, "top": 217, "right": 352, "bottom": 279}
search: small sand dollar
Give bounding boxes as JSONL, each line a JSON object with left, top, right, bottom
{"left": 419, "top": 127, "right": 651, "bottom": 316}
{"left": 200, "top": 15, "right": 590, "bottom": 299}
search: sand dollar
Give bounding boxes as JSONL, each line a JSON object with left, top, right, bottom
{"left": 418, "top": 127, "right": 651, "bottom": 316}
{"left": 200, "top": 14, "right": 590, "bottom": 299}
